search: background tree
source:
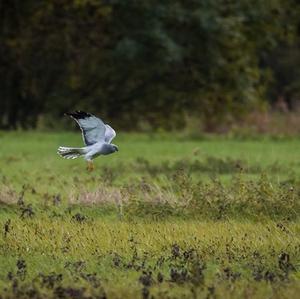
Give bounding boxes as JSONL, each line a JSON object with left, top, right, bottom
{"left": 0, "top": 0, "right": 299, "bottom": 130}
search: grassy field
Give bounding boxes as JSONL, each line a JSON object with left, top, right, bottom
{"left": 0, "top": 132, "right": 299, "bottom": 298}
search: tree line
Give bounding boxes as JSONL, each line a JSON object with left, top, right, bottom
{"left": 0, "top": 0, "right": 299, "bottom": 130}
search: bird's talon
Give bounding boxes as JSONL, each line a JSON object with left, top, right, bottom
{"left": 87, "top": 161, "right": 94, "bottom": 172}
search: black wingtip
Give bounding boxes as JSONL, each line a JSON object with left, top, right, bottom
{"left": 65, "top": 111, "right": 92, "bottom": 119}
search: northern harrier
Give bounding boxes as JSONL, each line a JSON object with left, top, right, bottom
{"left": 57, "top": 111, "right": 118, "bottom": 171}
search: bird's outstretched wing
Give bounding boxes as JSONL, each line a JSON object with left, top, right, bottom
{"left": 104, "top": 124, "right": 116, "bottom": 144}
{"left": 65, "top": 111, "right": 106, "bottom": 146}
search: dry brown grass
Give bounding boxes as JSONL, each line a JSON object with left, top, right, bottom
{"left": 240, "top": 111, "right": 300, "bottom": 136}
{"left": 0, "top": 183, "right": 18, "bottom": 204}
{"left": 69, "top": 187, "right": 124, "bottom": 205}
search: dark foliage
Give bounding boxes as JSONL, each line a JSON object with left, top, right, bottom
{"left": 0, "top": 0, "right": 299, "bottom": 130}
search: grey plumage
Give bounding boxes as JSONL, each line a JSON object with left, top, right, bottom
{"left": 57, "top": 111, "right": 118, "bottom": 163}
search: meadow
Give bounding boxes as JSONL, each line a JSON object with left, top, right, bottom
{"left": 0, "top": 132, "right": 299, "bottom": 299}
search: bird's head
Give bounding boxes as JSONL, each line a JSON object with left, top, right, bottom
{"left": 111, "top": 144, "right": 119, "bottom": 152}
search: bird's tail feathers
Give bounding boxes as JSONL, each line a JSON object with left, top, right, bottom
{"left": 57, "top": 146, "right": 85, "bottom": 159}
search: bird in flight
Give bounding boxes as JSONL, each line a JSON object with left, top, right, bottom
{"left": 57, "top": 111, "right": 118, "bottom": 171}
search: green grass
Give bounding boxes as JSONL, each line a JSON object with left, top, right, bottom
{"left": 0, "top": 131, "right": 299, "bottom": 192}
{"left": 0, "top": 132, "right": 299, "bottom": 298}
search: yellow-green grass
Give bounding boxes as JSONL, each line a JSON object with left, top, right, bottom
{"left": 0, "top": 132, "right": 299, "bottom": 298}
{"left": 0, "top": 217, "right": 299, "bottom": 298}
